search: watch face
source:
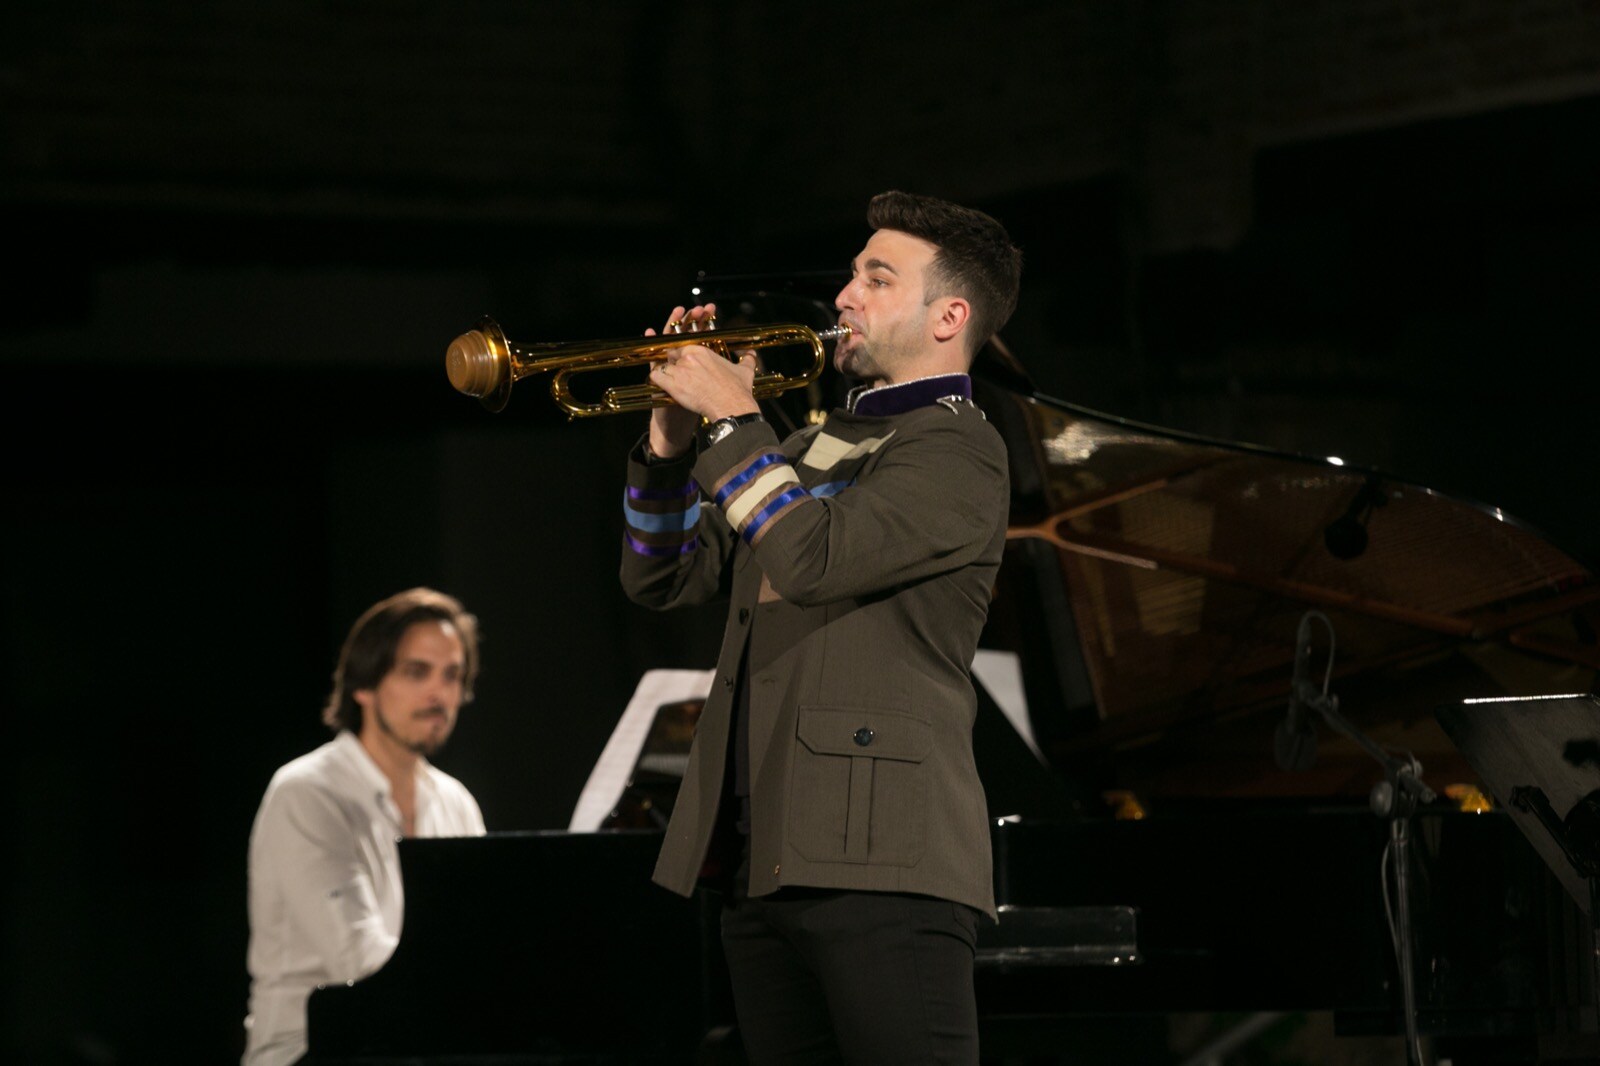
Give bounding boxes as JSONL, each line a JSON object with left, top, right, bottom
{"left": 705, "top": 414, "right": 753, "bottom": 446}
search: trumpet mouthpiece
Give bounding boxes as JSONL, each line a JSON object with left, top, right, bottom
{"left": 447, "top": 329, "right": 497, "bottom": 397}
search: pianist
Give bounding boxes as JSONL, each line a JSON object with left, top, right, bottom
{"left": 241, "top": 588, "right": 487, "bottom": 1066}
{"left": 621, "top": 191, "right": 1022, "bottom": 1064}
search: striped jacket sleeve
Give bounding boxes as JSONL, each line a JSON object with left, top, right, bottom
{"left": 691, "top": 411, "right": 1008, "bottom": 607}
{"left": 705, "top": 442, "right": 812, "bottom": 548}
{"left": 619, "top": 438, "right": 736, "bottom": 610}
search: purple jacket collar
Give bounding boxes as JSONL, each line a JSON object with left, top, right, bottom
{"left": 846, "top": 374, "right": 973, "bottom": 418}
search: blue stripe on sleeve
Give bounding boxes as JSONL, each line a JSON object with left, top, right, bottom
{"left": 740, "top": 486, "right": 811, "bottom": 543}
{"left": 715, "top": 452, "right": 788, "bottom": 506}
{"left": 623, "top": 498, "right": 701, "bottom": 533}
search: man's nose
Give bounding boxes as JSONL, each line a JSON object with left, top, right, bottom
{"left": 835, "top": 277, "right": 860, "bottom": 311}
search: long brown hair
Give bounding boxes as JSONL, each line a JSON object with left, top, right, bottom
{"left": 320, "top": 588, "right": 480, "bottom": 732}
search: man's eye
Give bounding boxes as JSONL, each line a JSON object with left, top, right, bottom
{"left": 870, "top": 278, "right": 888, "bottom": 288}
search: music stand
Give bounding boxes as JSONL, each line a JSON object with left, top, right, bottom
{"left": 1434, "top": 693, "right": 1600, "bottom": 1023}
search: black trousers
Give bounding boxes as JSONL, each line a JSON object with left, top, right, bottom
{"left": 719, "top": 855, "right": 982, "bottom": 1066}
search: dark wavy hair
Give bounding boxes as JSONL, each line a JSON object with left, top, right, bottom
{"left": 321, "top": 587, "right": 480, "bottom": 733}
{"left": 865, "top": 190, "right": 1024, "bottom": 357}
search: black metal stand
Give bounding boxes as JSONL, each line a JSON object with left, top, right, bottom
{"left": 1299, "top": 684, "right": 1436, "bottom": 1066}
{"left": 1280, "top": 610, "right": 1437, "bottom": 1066}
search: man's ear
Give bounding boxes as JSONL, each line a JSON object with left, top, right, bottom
{"left": 352, "top": 689, "right": 375, "bottom": 717}
{"left": 930, "top": 296, "right": 971, "bottom": 344}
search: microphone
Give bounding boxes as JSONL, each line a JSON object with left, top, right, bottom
{"left": 1274, "top": 612, "right": 1319, "bottom": 771}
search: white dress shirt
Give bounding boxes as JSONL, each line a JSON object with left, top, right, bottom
{"left": 242, "top": 730, "right": 485, "bottom": 1066}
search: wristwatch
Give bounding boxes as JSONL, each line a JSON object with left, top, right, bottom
{"left": 700, "top": 411, "right": 764, "bottom": 449}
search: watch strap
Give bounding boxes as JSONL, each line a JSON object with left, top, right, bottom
{"left": 701, "top": 411, "right": 764, "bottom": 448}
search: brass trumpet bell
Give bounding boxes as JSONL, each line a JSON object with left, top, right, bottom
{"left": 445, "top": 317, "right": 849, "bottom": 418}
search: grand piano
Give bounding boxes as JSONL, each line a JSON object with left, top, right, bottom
{"left": 306, "top": 286, "right": 1599, "bottom": 1064}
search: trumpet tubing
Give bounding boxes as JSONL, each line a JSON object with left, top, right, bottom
{"left": 445, "top": 317, "right": 849, "bottom": 417}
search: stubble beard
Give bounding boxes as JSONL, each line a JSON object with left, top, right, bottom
{"left": 838, "top": 312, "right": 923, "bottom": 386}
{"left": 836, "top": 335, "right": 892, "bottom": 385}
{"left": 835, "top": 342, "right": 871, "bottom": 382}
{"left": 376, "top": 703, "right": 449, "bottom": 758}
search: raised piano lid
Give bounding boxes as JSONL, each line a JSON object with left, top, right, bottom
{"left": 682, "top": 280, "right": 1597, "bottom": 808}
{"left": 971, "top": 340, "right": 1598, "bottom": 808}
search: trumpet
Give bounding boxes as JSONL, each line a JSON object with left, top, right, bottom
{"left": 445, "top": 316, "right": 850, "bottom": 418}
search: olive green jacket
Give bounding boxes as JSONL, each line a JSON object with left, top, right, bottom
{"left": 619, "top": 379, "right": 1008, "bottom": 919}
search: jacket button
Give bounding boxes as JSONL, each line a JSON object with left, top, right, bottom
{"left": 773, "top": 864, "right": 781, "bottom": 877}
{"left": 724, "top": 676, "right": 735, "bottom": 690}
{"left": 738, "top": 608, "right": 750, "bottom": 624}
{"left": 853, "top": 727, "right": 874, "bottom": 747}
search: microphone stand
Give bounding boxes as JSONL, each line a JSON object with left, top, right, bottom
{"left": 1284, "top": 613, "right": 1437, "bottom": 1066}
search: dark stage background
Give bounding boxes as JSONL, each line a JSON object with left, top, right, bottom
{"left": 4, "top": 3, "right": 1599, "bottom": 1063}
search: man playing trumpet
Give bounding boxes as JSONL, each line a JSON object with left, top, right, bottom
{"left": 619, "top": 190, "right": 1022, "bottom": 1065}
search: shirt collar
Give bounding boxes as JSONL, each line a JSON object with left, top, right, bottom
{"left": 846, "top": 373, "right": 972, "bottom": 417}
{"left": 333, "top": 729, "right": 437, "bottom": 805}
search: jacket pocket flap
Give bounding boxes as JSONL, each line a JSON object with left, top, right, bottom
{"left": 796, "top": 706, "right": 930, "bottom": 762}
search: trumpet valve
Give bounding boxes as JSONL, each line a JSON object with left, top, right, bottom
{"left": 666, "top": 314, "right": 716, "bottom": 334}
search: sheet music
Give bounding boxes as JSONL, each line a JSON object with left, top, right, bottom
{"left": 571, "top": 654, "right": 1036, "bottom": 831}
{"left": 568, "top": 668, "right": 714, "bottom": 832}
{"left": 972, "top": 649, "right": 1044, "bottom": 764}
